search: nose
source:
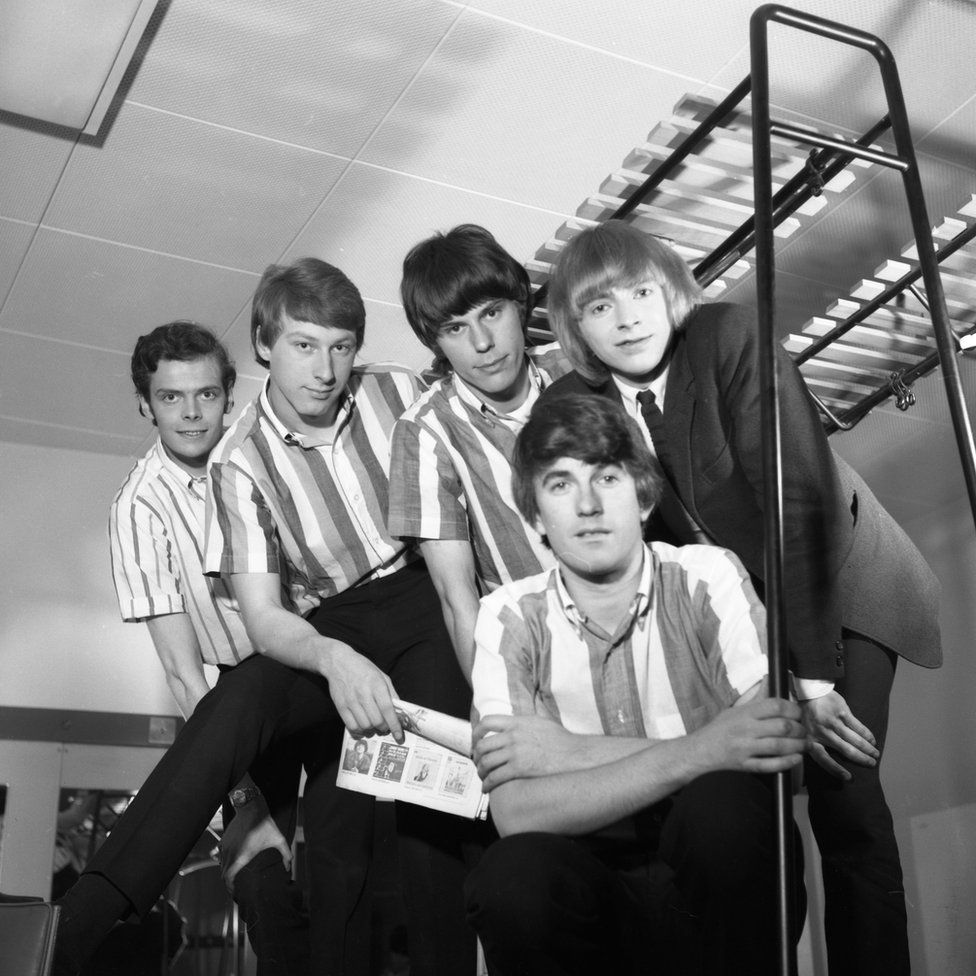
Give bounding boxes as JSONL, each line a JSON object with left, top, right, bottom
{"left": 183, "top": 397, "right": 202, "bottom": 420}
{"left": 615, "top": 296, "right": 640, "bottom": 329}
{"left": 313, "top": 350, "right": 335, "bottom": 384}
{"left": 577, "top": 482, "right": 602, "bottom": 516}
{"left": 470, "top": 320, "right": 494, "bottom": 353}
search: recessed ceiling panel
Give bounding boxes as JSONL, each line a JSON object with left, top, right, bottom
{"left": 43, "top": 103, "right": 349, "bottom": 269}
{"left": 360, "top": 10, "right": 693, "bottom": 214}
{"left": 282, "top": 162, "right": 564, "bottom": 306}
{"left": 128, "top": 0, "right": 460, "bottom": 157}
{"left": 0, "top": 229, "right": 259, "bottom": 351}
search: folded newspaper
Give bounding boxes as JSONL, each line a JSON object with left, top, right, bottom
{"left": 336, "top": 699, "right": 489, "bottom": 820}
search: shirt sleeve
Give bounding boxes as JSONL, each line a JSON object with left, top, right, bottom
{"left": 691, "top": 546, "right": 769, "bottom": 700}
{"left": 471, "top": 592, "right": 540, "bottom": 723}
{"left": 387, "top": 414, "right": 471, "bottom": 542}
{"left": 109, "top": 495, "right": 186, "bottom": 621}
{"left": 204, "top": 459, "right": 282, "bottom": 577}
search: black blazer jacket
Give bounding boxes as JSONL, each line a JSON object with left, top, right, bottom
{"left": 543, "top": 302, "right": 941, "bottom": 680}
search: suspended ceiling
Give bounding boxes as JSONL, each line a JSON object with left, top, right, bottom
{"left": 0, "top": 0, "right": 974, "bottom": 519}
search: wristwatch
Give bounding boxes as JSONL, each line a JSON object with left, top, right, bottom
{"left": 229, "top": 786, "right": 262, "bottom": 809}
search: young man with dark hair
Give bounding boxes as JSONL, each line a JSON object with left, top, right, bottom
{"left": 465, "top": 393, "right": 808, "bottom": 976}
{"left": 388, "top": 224, "right": 570, "bottom": 677}
{"left": 109, "top": 320, "right": 311, "bottom": 976}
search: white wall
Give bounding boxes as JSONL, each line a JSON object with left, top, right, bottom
{"left": 0, "top": 440, "right": 178, "bottom": 714}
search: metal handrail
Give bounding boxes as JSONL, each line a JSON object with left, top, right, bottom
{"left": 751, "top": 6, "right": 976, "bottom": 974}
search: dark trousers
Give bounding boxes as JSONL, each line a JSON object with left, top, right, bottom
{"left": 216, "top": 688, "right": 312, "bottom": 976}
{"left": 465, "top": 772, "right": 805, "bottom": 976}
{"left": 805, "top": 631, "right": 908, "bottom": 976}
{"left": 82, "top": 562, "right": 476, "bottom": 976}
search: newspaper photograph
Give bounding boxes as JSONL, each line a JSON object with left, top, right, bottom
{"left": 335, "top": 700, "right": 489, "bottom": 820}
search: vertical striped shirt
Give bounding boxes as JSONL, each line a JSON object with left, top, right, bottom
{"left": 387, "top": 343, "right": 571, "bottom": 592}
{"left": 472, "top": 542, "right": 768, "bottom": 738}
{"left": 204, "top": 365, "right": 424, "bottom": 616}
{"left": 109, "top": 439, "right": 254, "bottom": 666}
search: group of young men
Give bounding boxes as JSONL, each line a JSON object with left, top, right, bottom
{"left": 56, "top": 223, "right": 849, "bottom": 976}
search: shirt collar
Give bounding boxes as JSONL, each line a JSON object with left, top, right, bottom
{"left": 258, "top": 377, "right": 354, "bottom": 448}
{"left": 452, "top": 356, "right": 546, "bottom": 427}
{"left": 153, "top": 438, "right": 209, "bottom": 491}
{"left": 553, "top": 545, "right": 653, "bottom": 631}
{"left": 613, "top": 366, "right": 669, "bottom": 413}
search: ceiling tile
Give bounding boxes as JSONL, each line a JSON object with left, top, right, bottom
{"left": 461, "top": 0, "right": 758, "bottom": 78}
{"left": 282, "top": 162, "right": 565, "bottom": 305}
{"left": 128, "top": 0, "right": 459, "bottom": 157}
{"left": 0, "top": 332, "right": 143, "bottom": 439}
{"left": 360, "top": 10, "right": 694, "bottom": 213}
{"left": 0, "top": 229, "right": 259, "bottom": 351}
{"left": 43, "top": 102, "right": 349, "bottom": 268}
{"left": 0, "top": 116, "right": 76, "bottom": 222}
{"left": 919, "top": 96, "right": 976, "bottom": 173}
{"left": 0, "top": 416, "right": 141, "bottom": 456}
{"left": 0, "top": 218, "right": 36, "bottom": 305}
{"left": 709, "top": 0, "right": 976, "bottom": 141}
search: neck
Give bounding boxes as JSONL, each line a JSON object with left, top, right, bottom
{"left": 161, "top": 442, "right": 208, "bottom": 478}
{"left": 560, "top": 545, "right": 644, "bottom": 633}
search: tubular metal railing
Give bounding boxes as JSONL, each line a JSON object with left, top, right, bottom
{"left": 750, "top": 5, "right": 976, "bottom": 974}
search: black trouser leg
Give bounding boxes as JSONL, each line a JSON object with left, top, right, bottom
{"left": 805, "top": 633, "right": 908, "bottom": 976}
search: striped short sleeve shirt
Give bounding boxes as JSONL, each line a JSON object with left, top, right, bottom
{"left": 204, "top": 364, "right": 423, "bottom": 617}
{"left": 387, "top": 343, "right": 571, "bottom": 591}
{"left": 109, "top": 439, "right": 254, "bottom": 667}
{"left": 472, "top": 542, "right": 768, "bottom": 738}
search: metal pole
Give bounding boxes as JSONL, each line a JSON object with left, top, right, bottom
{"left": 749, "top": 9, "right": 796, "bottom": 976}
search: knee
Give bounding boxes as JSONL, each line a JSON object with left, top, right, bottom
{"left": 665, "top": 773, "right": 779, "bottom": 889}
{"left": 465, "top": 834, "right": 597, "bottom": 937}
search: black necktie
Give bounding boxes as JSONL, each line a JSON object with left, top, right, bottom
{"left": 636, "top": 388, "right": 670, "bottom": 472}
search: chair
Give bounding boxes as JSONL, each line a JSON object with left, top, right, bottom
{"left": 0, "top": 900, "right": 60, "bottom": 976}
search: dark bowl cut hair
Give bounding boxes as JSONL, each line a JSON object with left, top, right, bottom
{"left": 512, "top": 393, "right": 664, "bottom": 526}
{"left": 131, "top": 320, "right": 236, "bottom": 410}
{"left": 251, "top": 258, "right": 366, "bottom": 369}
{"left": 400, "top": 224, "right": 532, "bottom": 360}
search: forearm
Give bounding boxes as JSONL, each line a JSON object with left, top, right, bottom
{"left": 440, "top": 592, "right": 479, "bottom": 684}
{"left": 490, "top": 736, "right": 704, "bottom": 836}
{"left": 243, "top": 601, "right": 344, "bottom": 678}
{"left": 420, "top": 540, "right": 480, "bottom": 684}
{"left": 166, "top": 672, "right": 211, "bottom": 719}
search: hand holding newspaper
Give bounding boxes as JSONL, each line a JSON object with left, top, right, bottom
{"left": 335, "top": 699, "right": 489, "bottom": 820}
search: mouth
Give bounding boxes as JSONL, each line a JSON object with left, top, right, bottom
{"left": 305, "top": 387, "right": 336, "bottom": 400}
{"left": 575, "top": 528, "right": 610, "bottom": 539}
{"left": 177, "top": 430, "right": 209, "bottom": 438}
{"left": 477, "top": 355, "right": 508, "bottom": 373}
{"left": 616, "top": 335, "right": 652, "bottom": 350}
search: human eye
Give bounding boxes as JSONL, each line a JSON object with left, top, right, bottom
{"left": 158, "top": 392, "right": 179, "bottom": 404}
{"left": 441, "top": 322, "right": 465, "bottom": 336}
{"left": 586, "top": 301, "right": 610, "bottom": 317}
{"left": 200, "top": 389, "right": 220, "bottom": 401}
{"left": 483, "top": 303, "right": 501, "bottom": 320}
{"left": 635, "top": 282, "right": 658, "bottom": 299}
{"left": 333, "top": 342, "right": 354, "bottom": 356}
